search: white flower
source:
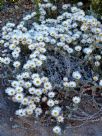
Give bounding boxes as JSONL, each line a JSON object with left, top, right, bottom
{"left": 99, "top": 80, "right": 102, "bottom": 86}
{"left": 51, "top": 6, "right": 57, "bottom": 11}
{"left": 30, "top": 61, "right": 36, "bottom": 68}
{"left": 72, "top": 71, "right": 81, "bottom": 79}
{"left": 75, "top": 46, "right": 82, "bottom": 51}
{"left": 95, "top": 55, "right": 101, "bottom": 60}
{"left": 15, "top": 93, "right": 24, "bottom": 102}
{"left": 4, "top": 57, "right": 11, "bottom": 64}
{"left": 39, "top": 54, "right": 47, "bottom": 61}
{"left": 4, "top": 42, "right": 9, "bottom": 47}
{"left": 9, "top": 44, "right": 16, "bottom": 50}
{"left": 57, "top": 116, "right": 64, "bottom": 123}
{"left": 21, "top": 98, "right": 29, "bottom": 105}
{"left": 13, "top": 61, "right": 21, "bottom": 68}
{"left": 47, "top": 99, "right": 55, "bottom": 107}
{"left": 28, "top": 44, "right": 35, "bottom": 50}
{"left": 22, "top": 72, "right": 30, "bottom": 79}
{"left": 63, "top": 77, "right": 68, "bottom": 82}
{"left": 95, "top": 61, "right": 100, "bottom": 67}
{"left": 42, "top": 88, "right": 48, "bottom": 94}
{"left": 12, "top": 51, "right": 19, "bottom": 58}
{"left": 35, "top": 107, "right": 42, "bottom": 116}
{"left": 33, "top": 77, "right": 42, "bottom": 86}
{"left": 62, "top": 4, "right": 68, "bottom": 10}
{"left": 0, "top": 40, "right": 4, "bottom": 44}
{"left": 29, "top": 104, "right": 36, "bottom": 110}
{"left": 63, "top": 82, "right": 69, "bottom": 87}
{"left": 35, "top": 60, "right": 43, "bottom": 67}
{"left": 38, "top": 47, "right": 46, "bottom": 53}
{"left": 69, "top": 81, "right": 76, "bottom": 88}
{"left": 93, "top": 76, "right": 98, "bottom": 81}
{"left": 11, "top": 81, "right": 19, "bottom": 87}
{"left": 44, "top": 82, "right": 52, "bottom": 90}
{"left": 53, "top": 126, "right": 61, "bottom": 134}
{"left": 16, "top": 74, "right": 22, "bottom": 80}
{"left": 67, "top": 48, "right": 74, "bottom": 54}
{"left": 72, "top": 96, "right": 81, "bottom": 104}
{"left": 51, "top": 107, "right": 61, "bottom": 117}
{"left": 83, "top": 48, "right": 92, "bottom": 54}
{"left": 34, "top": 97, "right": 40, "bottom": 103}
{"left": 14, "top": 47, "right": 21, "bottom": 53}
{"left": 26, "top": 108, "right": 33, "bottom": 115}
{"left": 15, "top": 109, "right": 26, "bottom": 116}
{"left": 5, "top": 87, "right": 16, "bottom": 96}
{"left": 35, "top": 89, "right": 42, "bottom": 96}
{"left": 25, "top": 82, "right": 32, "bottom": 88}
{"left": 18, "top": 80, "right": 24, "bottom": 86}
{"left": 16, "top": 86, "right": 23, "bottom": 93}
{"left": 77, "top": 2, "right": 83, "bottom": 6}
{"left": 27, "top": 39, "right": 33, "bottom": 45}
{"left": 48, "top": 92, "right": 55, "bottom": 98}
{"left": 22, "top": 40, "right": 26, "bottom": 45}
{"left": 71, "top": 7, "right": 78, "bottom": 13}
{"left": 23, "top": 64, "right": 30, "bottom": 69}
{"left": 28, "top": 99, "right": 34, "bottom": 105}
{"left": 41, "top": 76, "right": 48, "bottom": 83}
{"left": 37, "top": 35, "right": 44, "bottom": 42}
{"left": 29, "top": 87, "right": 35, "bottom": 94}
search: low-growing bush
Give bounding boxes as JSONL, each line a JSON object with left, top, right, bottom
{"left": 0, "top": 0, "right": 102, "bottom": 135}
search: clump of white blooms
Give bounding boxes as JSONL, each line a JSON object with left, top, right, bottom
{"left": 6, "top": 73, "right": 53, "bottom": 117}
{"left": 0, "top": 0, "right": 102, "bottom": 135}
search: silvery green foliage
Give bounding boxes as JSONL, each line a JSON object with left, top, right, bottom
{"left": 0, "top": 0, "right": 102, "bottom": 135}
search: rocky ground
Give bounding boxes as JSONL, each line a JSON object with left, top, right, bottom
{"left": 0, "top": 0, "right": 102, "bottom": 136}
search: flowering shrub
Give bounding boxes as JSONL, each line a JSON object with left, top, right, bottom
{"left": 0, "top": 0, "right": 102, "bottom": 135}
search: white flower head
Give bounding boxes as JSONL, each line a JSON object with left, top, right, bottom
{"left": 15, "top": 109, "right": 26, "bottom": 116}
{"left": 44, "top": 82, "right": 52, "bottom": 90}
{"left": 5, "top": 87, "right": 16, "bottom": 96}
{"left": 51, "top": 107, "right": 61, "bottom": 117}
{"left": 47, "top": 99, "right": 55, "bottom": 107}
{"left": 35, "top": 89, "right": 42, "bottom": 96}
{"left": 15, "top": 93, "right": 24, "bottom": 102}
{"left": 35, "top": 107, "right": 42, "bottom": 116}
{"left": 53, "top": 126, "right": 61, "bottom": 134}
{"left": 16, "top": 86, "right": 23, "bottom": 93}
{"left": 29, "top": 87, "right": 35, "bottom": 94}
{"left": 72, "top": 96, "right": 81, "bottom": 104}
{"left": 83, "top": 48, "right": 92, "bottom": 54}
{"left": 25, "top": 81, "right": 32, "bottom": 88}
{"left": 11, "top": 81, "right": 20, "bottom": 88}
{"left": 75, "top": 46, "right": 82, "bottom": 51}
{"left": 21, "top": 98, "right": 29, "bottom": 105}
{"left": 26, "top": 108, "right": 33, "bottom": 115}
{"left": 33, "top": 77, "right": 42, "bottom": 86}
{"left": 72, "top": 71, "right": 81, "bottom": 79}
{"left": 29, "top": 104, "right": 36, "bottom": 110}
{"left": 48, "top": 92, "right": 55, "bottom": 98}
{"left": 13, "top": 61, "right": 21, "bottom": 68}
{"left": 4, "top": 57, "right": 11, "bottom": 64}
{"left": 69, "top": 81, "right": 76, "bottom": 88}
{"left": 57, "top": 116, "right": 64, "bottom": 123}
